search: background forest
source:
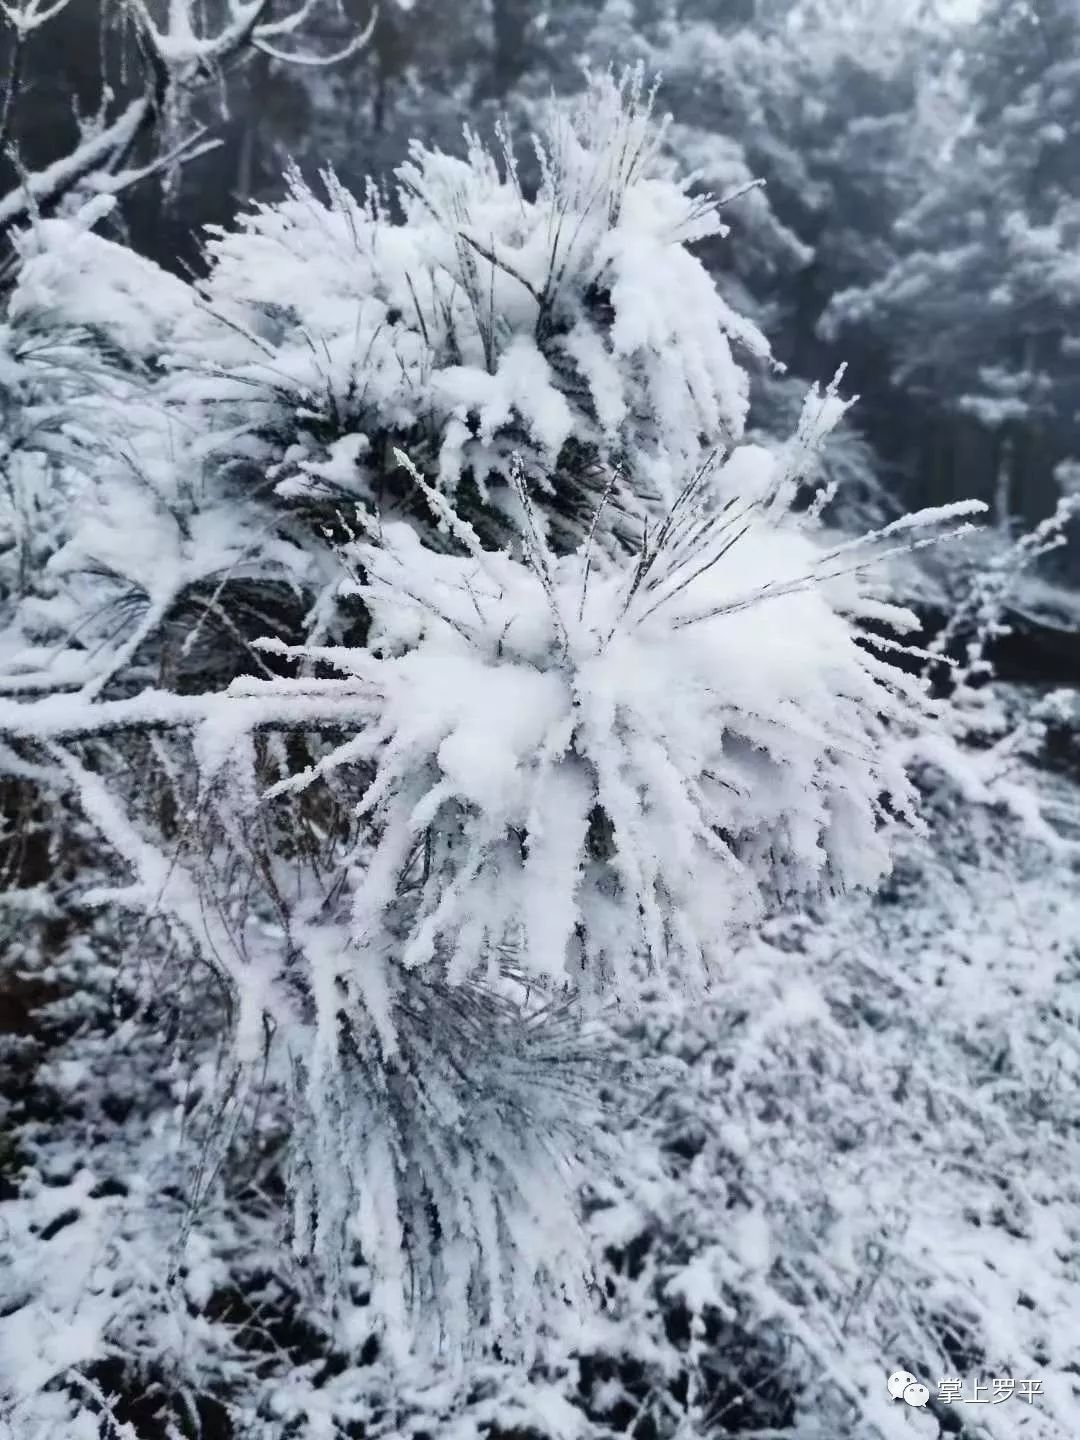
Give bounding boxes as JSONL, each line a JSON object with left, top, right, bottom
{"left": 0, "top": 2, "right": 1079, "bottom": 1439}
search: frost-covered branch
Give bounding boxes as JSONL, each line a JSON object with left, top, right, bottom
{"left": 122, "top": 0, "right": 276, "bottom": 69}
{"left": 0, "top": 0, "right": 75, "bottom": 34}
{"left": 0, "top": 686, "right": 376, "bottom": 742}
{"left": 0, "top": 98, "right": 153, "bottom": 230}
{"left": 123, "top": 0, "right": 375, "bottom": 73}
{"left": 0, "top": 0, "right": 371, "bottom": 252}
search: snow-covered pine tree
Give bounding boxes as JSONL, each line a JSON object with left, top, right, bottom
{"left": 0, "top": 70, "right": 982, "bottom": 1363}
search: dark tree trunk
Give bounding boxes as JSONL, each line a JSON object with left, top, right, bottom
{"left": 476, "top": 0, "right": 532, "bottom": 99}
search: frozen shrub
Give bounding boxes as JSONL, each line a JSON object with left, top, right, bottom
{"left": 0, "top": 69, "right": 982, "bottom": 1374}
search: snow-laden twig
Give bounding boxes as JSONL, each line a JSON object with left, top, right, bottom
{"left": 0, "top": 99, "right": 151, "bottom": 229}
{"left": 0, "top": 0, "right": 74, "bottom": 37}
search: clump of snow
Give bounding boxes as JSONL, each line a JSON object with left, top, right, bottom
{"left": 10, "top": 197, "right": 197, "bottom": 361}
{"left": 241, "top": 447, "right": 955, "bottom": 1014}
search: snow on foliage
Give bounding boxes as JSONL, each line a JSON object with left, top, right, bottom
{"left": 249, "top": 445, "right": 943, "bottom": 1003}
{"left": 153, "top": 68, "right": 772, "bottom": 551}
{"left": 0, "top": 60, "right": 1012, "bottom": 1420}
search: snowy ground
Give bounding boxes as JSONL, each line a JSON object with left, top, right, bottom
{"left": 2, "top": 688, "right": 1078, "bottom": 1440}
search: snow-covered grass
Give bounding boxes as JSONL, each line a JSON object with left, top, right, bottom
{"left": 2, "top": 719, "right": 1078, "bottom": 1438}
